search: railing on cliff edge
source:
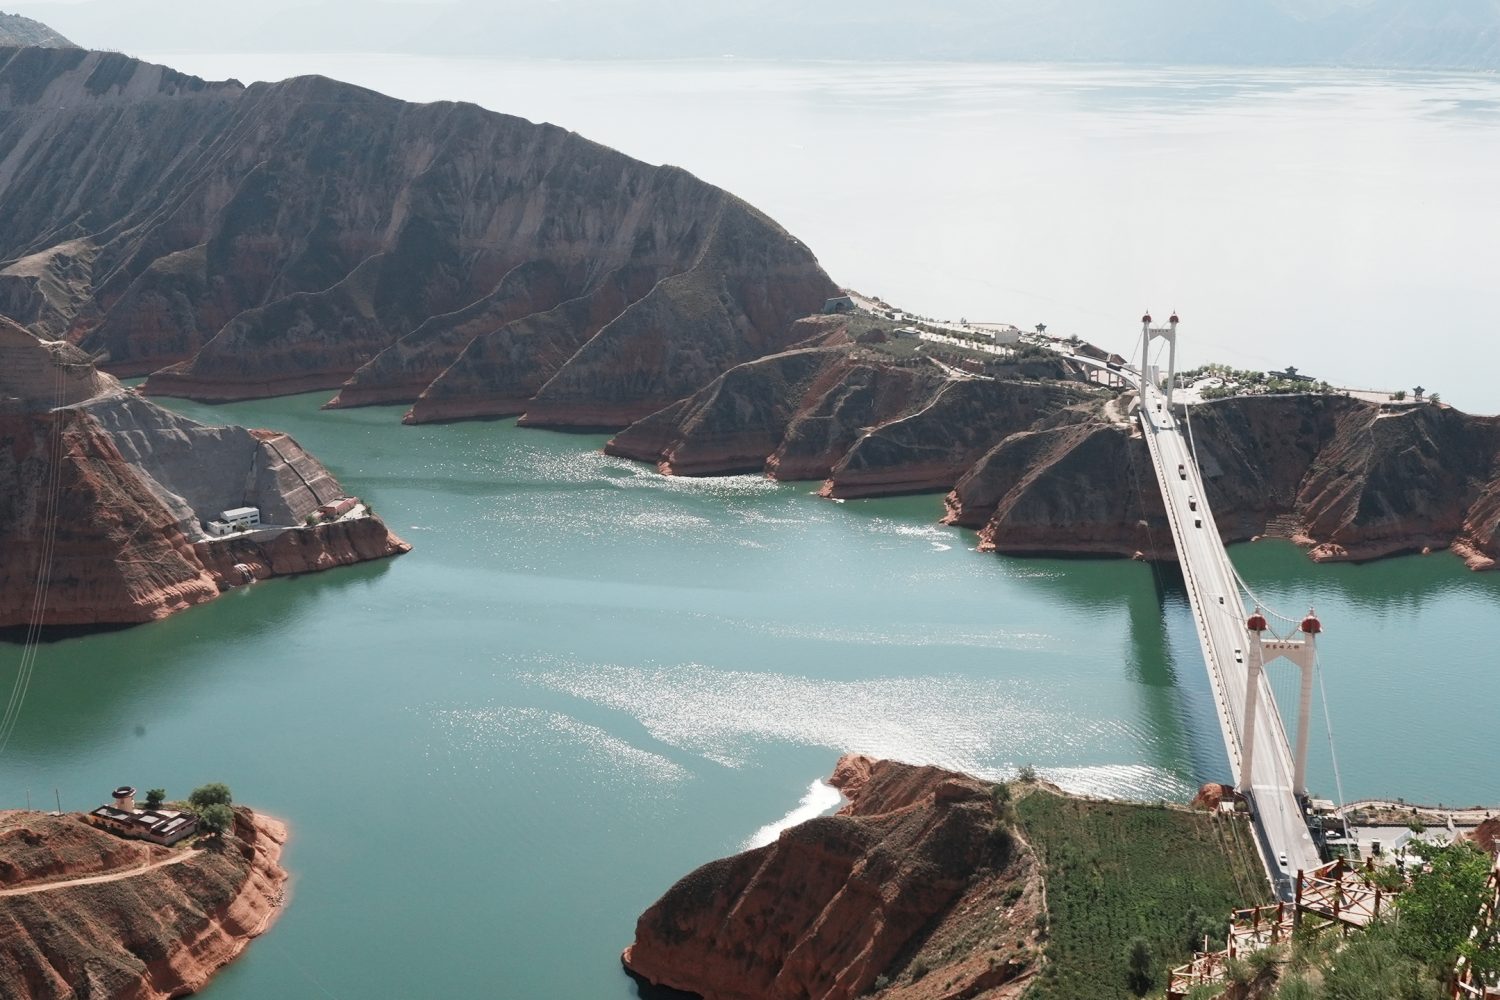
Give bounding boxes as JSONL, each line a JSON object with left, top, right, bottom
{"left": 1166, "top": 860, "right": 1407, "bottom": 1000}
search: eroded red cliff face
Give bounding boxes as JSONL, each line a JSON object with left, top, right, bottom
{"left": 622, "top": 755, "right": 1039, "bottom": 1000}
{"left": 606, "top": 331, "right": 1500, "bottom": 568}
{"left": 948, "top": 394, "right": 1500, "bottom": 567}
{"left": 0, "top": 324, "right": 409, "bottom": 627}
{"left": 0, "top": 807, "right": 289, "bottom": 1000}
{"left": 605, "top": 330, "right": 1097, "bottom": 497}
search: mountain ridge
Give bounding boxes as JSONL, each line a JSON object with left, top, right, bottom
{"left": 0, "top": 45, "right": 837, "bottom": 427}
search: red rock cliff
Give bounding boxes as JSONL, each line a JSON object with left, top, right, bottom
{"left": 622, "top": 755, "right": 1040, "bottom": 1000}
{"left": 0, "top": 807, "right": 288, "bottom": 999}
{"left": 0, "top": 322, "right": 409, "bottom": 627}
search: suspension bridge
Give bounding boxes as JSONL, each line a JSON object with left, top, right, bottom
{"left": 1130, "top": 312, "right": 1327, "bottom": 895}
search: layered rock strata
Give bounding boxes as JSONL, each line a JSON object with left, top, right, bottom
{"left": 608, "top": 328, "right": 1500, "bottom": 569}
{"left": 0, "top": 807, "right": 288, "bottom": 999}
{"left": 606, "top": 337, "right": 1098, "bottom": 497}
{"left": 947, "top": 394, "right": 1500, "bottom": 567}
{"left": 0, "top": 320, "right": 409, "bottom": 627}
{"left": 622, "top": 754, "right": 1040, "bottom": 1000}
{"left": 0, "top": 46, "right": 835, "bottom": 426}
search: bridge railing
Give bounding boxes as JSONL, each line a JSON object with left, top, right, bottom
{"left": 1136, "top": 389, "right": 1247, "bottom": 772}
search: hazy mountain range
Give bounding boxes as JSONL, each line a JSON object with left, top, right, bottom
{"left": 7, "top": 0, "right": 1500, "bottom": 70}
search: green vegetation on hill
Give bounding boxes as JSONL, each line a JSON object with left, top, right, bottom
{"left": 1016, "top": 789, "right": 1271, "bottom": 1000}
{"left": 1263, "top": 839, "right": 1498, "bottom": 1000}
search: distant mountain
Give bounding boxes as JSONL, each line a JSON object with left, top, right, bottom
{"left": 0, "top": 9, "right": 73, "bottom": 47}
{"left": 10, "top": 0, "right": 1500, "bottom": 70}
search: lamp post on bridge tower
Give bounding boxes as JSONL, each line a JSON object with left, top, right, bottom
{"left": 1140, "top": 310, "right": 1181, "bottom": 406}
{"left": 1239, "top": 609, "right": 1322, "bottom": 800}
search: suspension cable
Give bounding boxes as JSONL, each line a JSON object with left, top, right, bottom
{"left": 0, "top": 353, "right": 66, "bottom": 754}
{"left": 1180, "top": 390, "right": 1305, "bottom": 636}
{"left": 1316, "top": 656, "right": 1347, "bottom": 812}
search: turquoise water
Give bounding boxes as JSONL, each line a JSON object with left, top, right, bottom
{"left": 2, "top": 393, "right": 1496, "bottom": 997}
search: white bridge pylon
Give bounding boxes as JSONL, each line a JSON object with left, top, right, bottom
{"left": 1241, "top": 610, "right": 1321, "bottom": 799}
{"left": 1141, "top": 310, "right": 1180, "bottom": 407}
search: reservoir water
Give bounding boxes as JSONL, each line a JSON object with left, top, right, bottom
{"left": 4, "top": 59, "right": 1500, "bottom": 998}
{"left": 2, "top": 393, "right": 1497, "bottom": 998}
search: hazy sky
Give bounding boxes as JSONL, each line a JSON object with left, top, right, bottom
{"left": 10, "top": 1, "right": 1497, "bottom": 70}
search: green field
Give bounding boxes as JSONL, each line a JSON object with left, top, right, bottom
{"left": 1018, "top": 789, "right": 1272, "bottom": 1000}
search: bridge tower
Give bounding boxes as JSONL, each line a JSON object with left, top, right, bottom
{"left": 1239, "top": 610, "right": 1322, "bottom": 798}
{"left": 1140, "top": 310, "right": 1181, "bottom": 405}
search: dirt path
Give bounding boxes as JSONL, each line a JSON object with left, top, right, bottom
{"left": 0, "top": 850, "right": 194, "bottom": 898}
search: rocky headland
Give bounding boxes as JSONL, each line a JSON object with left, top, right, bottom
{"left": 0, "top": 45, "right": 834, "bottom": 427}
{"left": 622, "top": 755, "right": 1043, "bottom": 1000}
{"left": 0, "top": 317, "right": 409, "bottom": 627}
{"left": 623, "top": 755, "right": 1274, "bottom": 1000}
{"left": 948, "top": 391, "right": 1500, "bottom": 569}
{"left": 601, "top": 315, "right": 1500, "bottom": 570}
{"left": 605, "top": 319, "right": 1102, "bottom": 499}
{"left": 0, "top": 806, "right": 287, "bottom": 999}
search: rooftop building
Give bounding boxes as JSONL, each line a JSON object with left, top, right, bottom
{"left": 84, "top": 785, "right": 198, "bottom": 847}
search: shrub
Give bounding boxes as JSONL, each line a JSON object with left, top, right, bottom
{"left": 188, "top": 782, "right": 233, "bottom": 810}
{"left": 197, "top": 802, "right": 235, "bottom": 838}
{"left": 1124, "top": 937, "right": 1155, "bottom": 996}
{"left": 144, "top": 788, "right": 166, "bottom": 809}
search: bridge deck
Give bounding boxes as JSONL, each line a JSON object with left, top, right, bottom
{"left": 1135, "top": 377, "right": 1322, "bottom": 889}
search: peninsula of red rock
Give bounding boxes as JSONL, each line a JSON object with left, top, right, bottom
{"left": 0, "top": 45, "right": 834, "bottom": 428}
{"left": 0, "top": 805, "right": 287, "bottom": 998}
{"left": 623, "top": 754, "right": 1278, "bottom": 1000}
{"left": 0, "top": 317, "right": 409, "bottom": 627}
{"left": 623, "top": 755, "right": 1044, "bottom": 1000}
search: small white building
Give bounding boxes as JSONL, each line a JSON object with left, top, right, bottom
{"left": 220, "top": 506, "right": 261, "bottom": 529}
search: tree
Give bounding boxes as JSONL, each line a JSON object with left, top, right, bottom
{"left": 1394, "top": 839, "right": 1493, "bottom": 971}
{"left": 197, "top": 803, "right": 235, "bottom": 839}
{"left": 1182, "top": 905, "right": 1224, "bottom": 953}
{"left": 1125, "top": 937, "right": 1155, "bottom": 996}
{"left": 188, "top": 782, "right": 233, "bottom": 810}
{"left": 145, "top": 788, "right": 166, "bottom": 809}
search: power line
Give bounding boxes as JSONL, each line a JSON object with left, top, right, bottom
{"left": 0, "top": 357, "right": 67, "bottom": 754}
